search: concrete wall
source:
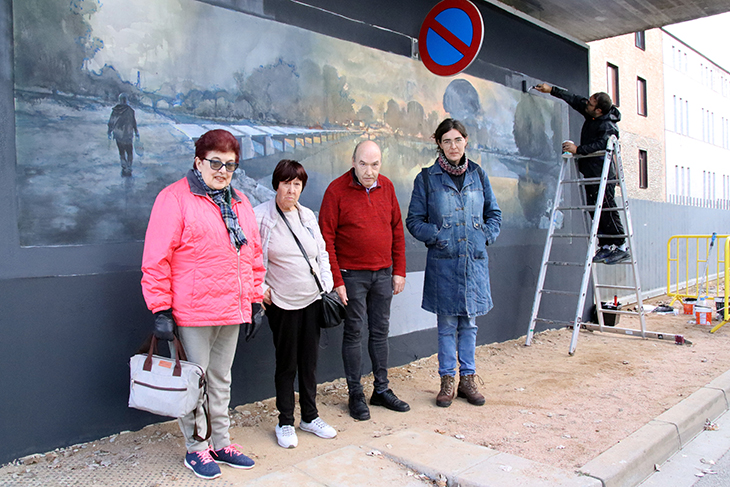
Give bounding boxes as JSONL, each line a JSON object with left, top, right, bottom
{"left": 0, "top": 0, "right": 589, "bottom": 464}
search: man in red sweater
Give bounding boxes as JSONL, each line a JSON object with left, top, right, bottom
{"left": 319, "top": 140, "right": 409, "bottom": 421}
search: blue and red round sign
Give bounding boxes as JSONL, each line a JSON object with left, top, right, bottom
{"left": 419, "top": 0, "right": 484, "bottom": 77}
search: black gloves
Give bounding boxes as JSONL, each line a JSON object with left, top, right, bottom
{"left": 244, "top": 303, "right": 265, "bottom": 342}
{"left": 153, "top": 309, "right": 176, "bottom": 341}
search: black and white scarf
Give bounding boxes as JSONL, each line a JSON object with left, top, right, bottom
{"left": 193, "top": 169, "right": 247, "bottom": 249}
{"left": 437, "top": 152, "right": 468, "bottom": 176}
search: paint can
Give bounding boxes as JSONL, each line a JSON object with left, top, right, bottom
{"left": 562, "top": 140, "right": 574, "bottom": 158}
{"left": 695, "top": 306, "right": 713, "bottom": 325}
{"left": 682, "top": 298, "right": 696, "bottom": 315}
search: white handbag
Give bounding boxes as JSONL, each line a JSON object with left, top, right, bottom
{"left": 129, "top": 336, "right": 210, "bottom": 440}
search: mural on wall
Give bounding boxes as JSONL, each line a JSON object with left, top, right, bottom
{"left": 13, "top": 0, "right": 566, "bottom": 247}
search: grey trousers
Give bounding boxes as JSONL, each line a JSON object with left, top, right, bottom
{"left": 177, "top": 325, "right": 240, "bottom": 452}
{"left": 341, "top": 267, "right": 393, "bottom": 396}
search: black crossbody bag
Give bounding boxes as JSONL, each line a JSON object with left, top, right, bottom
{"left": 275, "top": 204, "right": 347, "bottom": 328}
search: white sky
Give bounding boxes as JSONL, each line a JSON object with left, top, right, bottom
{"left": 663, "top": 12, "right": 730, "bottom": 72}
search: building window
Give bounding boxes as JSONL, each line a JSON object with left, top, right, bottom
{"left": 607, "top": 63, "right": 619, "bottom": 106}
{"left": 637, "top": 77, "right": 647, "bottom": 116}
{"left": 635, "top": 31, "right": 646, "bottom": 50}
{"left": 638, "top": 150, "right": 648, "bottom": 189}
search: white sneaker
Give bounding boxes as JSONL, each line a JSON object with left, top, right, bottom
{"left": 300, "top": 417, "right": 337, "bottom": 439}
{"left": 275, "top": 424, "right": 298, "bottom": 448}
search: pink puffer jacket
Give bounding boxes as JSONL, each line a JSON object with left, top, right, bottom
{"left": 141, "top": 171, "right": 265, "bottom": 327}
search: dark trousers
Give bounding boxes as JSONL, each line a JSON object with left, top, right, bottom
{"left": 341, "top": 267, "right": 393, "bottom": 396}
{"left": 580, "top": 159, "right": 625, "bottom": 247}
{"left": 267, "top": 300, "right": 322, "bottom": 426}
{"left": 116, "top": 140, "right": 133, "bottom": 169}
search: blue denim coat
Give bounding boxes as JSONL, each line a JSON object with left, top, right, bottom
{"left": 406, "top": 160, "right": 501, "bottom": 316}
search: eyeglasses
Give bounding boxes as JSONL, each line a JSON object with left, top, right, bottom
{"left": 441, "top": 137, "right": 465, "bottom": 147}
{"left": 204, "top": 158, "right": 239, "bottom": 172}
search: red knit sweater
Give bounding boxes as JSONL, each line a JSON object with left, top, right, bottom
{"left": 319, "top": 169, "right": 406, "bottom": 288}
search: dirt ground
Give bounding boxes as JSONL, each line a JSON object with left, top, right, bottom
{"left": 5, "top": 296, "right": 730, "bottom": 486}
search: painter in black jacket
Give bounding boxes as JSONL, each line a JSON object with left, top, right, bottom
{"left": 535, "top": 83, "right": 628, "bottom": 265}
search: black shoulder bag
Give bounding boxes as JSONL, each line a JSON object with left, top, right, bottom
{"left": 275, "top": 204, "right": 347, "bottom": 328}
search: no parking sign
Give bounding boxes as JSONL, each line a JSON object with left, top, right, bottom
{"left": 419, "top": 0, "right": 484, "bottom": 77}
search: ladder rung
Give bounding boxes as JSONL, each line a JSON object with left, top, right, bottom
{"left": 545, "top": 261, "right": 584, "bottom": 267}
{"left": 556, "top": 205, "right": 625, "bottom": 212}
{"left": 551, "top": 234, "right": 590, "bottom": 238}
{"left": 533, "top": 318, "right": 574, "bottom": 327}
{"left": 595, "top": 284, "right": 639, "bottom": 290}
{"left": 596, "top": 233, "right": 629, "bottom": 238}
{"left": 561, "top": 177, "right": 620, "bottom": 184}
{"left": 541, "top": 289, "right": 581, "bottom": 296}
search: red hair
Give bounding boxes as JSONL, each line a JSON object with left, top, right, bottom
{"left": 194, "top": 130, "right": 240, "bottom": 166}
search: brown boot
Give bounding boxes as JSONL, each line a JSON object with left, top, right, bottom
{"left": 436, "top": 375, "right": 455, "bottom": 407}
{"left": 457, "top": 374, "right": 485, "bottom": 406}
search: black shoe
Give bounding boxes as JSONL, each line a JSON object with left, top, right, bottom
{"left": 370, "top": 389, "right": 410, "bottom": 412}
{"left": 592, "top": 246, "right": 613, "bottom": 263}
{"left": 348, "top": 393, "right": 371, "bottom": 421}
{"left": 604, "top": 248, "right": 630, "bottom": 265}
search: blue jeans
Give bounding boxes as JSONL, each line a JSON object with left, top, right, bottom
{"left": 341, "top": 267, "right": 393, "bottom": 395}
{"left": 437, "top": 315, "right": 477, "bottom": 377}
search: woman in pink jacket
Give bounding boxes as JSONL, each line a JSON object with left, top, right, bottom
{"left": 141, "top": 129, "right": 265, "bottom": 480}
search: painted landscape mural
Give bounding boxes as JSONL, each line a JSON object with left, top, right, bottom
{"left": 13, "top": 0, "right": 567, "bottom": 247}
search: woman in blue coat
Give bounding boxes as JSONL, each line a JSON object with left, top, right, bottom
{"left": 406, "top": 118, "right": 501, "bottom": 408}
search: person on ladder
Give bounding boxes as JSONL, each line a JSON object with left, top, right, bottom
{"left": 535, "top": 83, "right": 629, "bottom": 265}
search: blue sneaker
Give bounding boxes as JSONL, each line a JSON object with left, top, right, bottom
{"left": 593, "top": 246, "right": 614, "bottom": 263}
{"left": 211, "top": 443, "right": 255, "bottom": 469}
{"left": 184, "top": 449, "right": 222, "bottom": 480}
{"left": 604, "top": 248, "right": 630, "bottom": 265}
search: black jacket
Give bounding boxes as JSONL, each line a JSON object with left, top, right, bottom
{"left": 108, "top": 104, "right": 138, "bottom": 143}
{"left": 551, "top": 86, "right": 621, "bottom": 158}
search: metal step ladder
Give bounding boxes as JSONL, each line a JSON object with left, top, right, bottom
{"left": 524, "top": 135, "right": 686, "bottom": 355}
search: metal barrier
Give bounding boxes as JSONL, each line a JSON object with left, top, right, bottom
{"left": 666, "top": 234, "right": 728, "bottom": 331}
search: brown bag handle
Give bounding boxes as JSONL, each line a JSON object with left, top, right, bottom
{"left": 144, "top": 335, "right": 189, "bottom": 376}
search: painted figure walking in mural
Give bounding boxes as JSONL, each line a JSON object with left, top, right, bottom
{"left": 534, "top": 83, "right": 628, "bottom": 265}
{"left": 253, "top": 159, "right": 338, "bottom": 449}
{"left": 107, "top": 93, "right": 139, "bottom": 177}
{"left": 319, "top": 140, "right": 410, "bottom": 421}
{"left": 141, "top": 130, "right": 264, "bottom": 480}
{"left": 406, "top": 119, "right": 502, "bottom": 408}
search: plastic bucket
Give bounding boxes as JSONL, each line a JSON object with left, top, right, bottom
{"left": 683, "top": 298, "right": 696, "bottom": 315}
{"left": 591, "top": 302, "right": 620, "bottom": 326}
{"left": 695, "top": 306, "right": 713, "bottom": 325}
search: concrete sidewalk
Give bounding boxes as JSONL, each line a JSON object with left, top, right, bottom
{"left": 6, "top": 370, "right": 730, "bottom": 487}
{"left": 241, "top": 369, "right": 730, "bottom": 487}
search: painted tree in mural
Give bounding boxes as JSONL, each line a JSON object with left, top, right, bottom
{"left": 14, "top": 0, "right": 102, "bottom": 92}
{"left": 443, "top": 79, "right": 482, "bottom": 147}
{"left": 240, "top": 59, "right": 303, "bottom": 124}
{"left": 384, "top": 99, "right": 403, "bottom": 131}
{"left": 356, "top": 105, "right": 376, "bottom": 125}
{"left": 513, "top": 95, "right": 552, "bottom": 159}
{"left": 322, "top": 65, "right": 355, "bottom": 125}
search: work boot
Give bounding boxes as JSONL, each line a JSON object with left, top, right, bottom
{"left": 457, "top": 374, "right": 485, "bottom": 406}
{"left": 436, "top": 375, "right": 455, "bottom": 408}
